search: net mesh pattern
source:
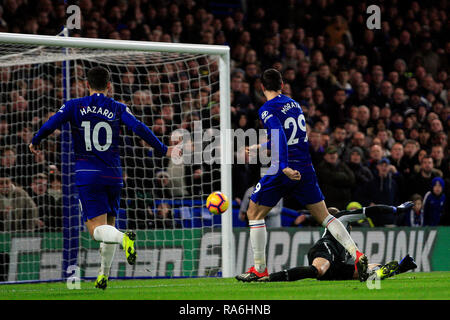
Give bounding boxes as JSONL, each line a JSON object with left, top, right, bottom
{"left": 0, "top": 42, "right": 224, "bottom": 281}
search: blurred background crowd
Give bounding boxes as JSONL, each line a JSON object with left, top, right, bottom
{"left": 0, "top": 0, "right": 448, "bottom": 232}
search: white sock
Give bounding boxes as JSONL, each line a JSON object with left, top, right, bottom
{"left": 99, "top": 242, "right": 117, "bottom": 277}
{"left": 249, "top": 219, "right": 267, "bottom": 273}
{"left": 93, "top": 225, "right": 124, "bottom": 245}
{"left": 322, "top": 214, "right": 358, "bottom": 260}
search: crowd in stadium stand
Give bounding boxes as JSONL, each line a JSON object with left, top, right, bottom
{"left": 0, "top": 0, "right": 448, "bottom": 231}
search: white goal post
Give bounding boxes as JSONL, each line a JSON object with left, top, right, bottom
{"left": 0, "top": 31, "right": 235, "bottom": 280}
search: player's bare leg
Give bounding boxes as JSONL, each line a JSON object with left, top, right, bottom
{"left": 306, "top": 200, "right": 369, "bottom": 281}
{"left": 236, "top": 200, "right": 272, "bottom": 282}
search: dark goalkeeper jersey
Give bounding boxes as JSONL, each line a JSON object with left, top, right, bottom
{"left": 32, "top": 93, "right": 168, "bottom": 186}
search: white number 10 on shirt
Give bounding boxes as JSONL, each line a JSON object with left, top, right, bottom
{"left": 81, "top": 121, "right": 113, "bottom": 152}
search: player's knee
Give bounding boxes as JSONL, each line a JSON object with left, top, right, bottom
{"left": 247, "top": 203, "right": 260, "bottom": 220}
{"left": 312, "top": 258, "right": 330, "bottom": 278}
{"left": 247, "top": 201, "right": 272, "bottom": 220}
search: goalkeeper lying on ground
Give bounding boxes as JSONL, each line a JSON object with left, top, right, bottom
{"left": 268, "top": 202, "right": 417, "bottom": 282}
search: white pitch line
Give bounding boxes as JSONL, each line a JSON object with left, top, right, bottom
{"left": 1, "top": 280, "right": 239, "bottom": 293}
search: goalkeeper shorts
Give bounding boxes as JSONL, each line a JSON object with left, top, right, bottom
{"left": 307, "top": 240, "right": 355, "bottom": 281}
{"left": 77, "top": 184, "right": 122, "bottom": 222}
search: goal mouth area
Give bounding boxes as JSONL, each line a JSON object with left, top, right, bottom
{"left": 0, "top": 31, "right": 234, "bottom": 282}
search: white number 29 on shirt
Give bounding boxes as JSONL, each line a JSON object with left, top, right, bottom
{"left": 284, "top": 114, "right": 308, "bottom": 145}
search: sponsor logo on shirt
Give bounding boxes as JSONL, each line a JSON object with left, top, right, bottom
{"left": 261, "top": 111, "right": 269, "bottom": 119}
{"left": 261, "top": 110, "right": 273, "bottom": 123}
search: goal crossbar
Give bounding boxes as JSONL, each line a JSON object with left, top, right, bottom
{"left": 0, "top": 32, "right": 229, "bottom": 55}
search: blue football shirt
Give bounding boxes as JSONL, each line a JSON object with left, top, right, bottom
{"left": 32, "top": 93, "right": 168, "bottom": 186}
{"left": 259, "top": 94, "right": 312, "bottom": 172}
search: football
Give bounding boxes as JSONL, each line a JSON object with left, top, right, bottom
{"left": 206, "top": 191, "right": 229, "bottom": 215}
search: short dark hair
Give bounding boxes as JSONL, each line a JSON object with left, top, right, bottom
{"left": 87, "top": 66, "right": 110, "bottom": 91}
{"left": 421, "top": 155, "right": 433, "bottom": 163}
{"left": 334, "top": 88, "right": 346, "bottom": 95}
{"left": 32, "top": 173, "right": 48, "bottom": 182}
{"left": 261, "top": 68, "right": 282, "bottom": 91}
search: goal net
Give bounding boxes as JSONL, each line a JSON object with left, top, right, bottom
{"left": 0, "top": 32, "right": 233, "bottom": 283}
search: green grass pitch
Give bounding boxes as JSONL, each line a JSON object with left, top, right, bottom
{"left": 1, "top": 272, "right": 449, "bottom": 300}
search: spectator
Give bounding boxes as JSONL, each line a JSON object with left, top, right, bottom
{"left": 375, "top": 81, "right": 394, "bottom": 109}
{"left": 316, "top": 63, "right": 336, "bottom": 98}
{"left": 0, "top": 169, "right": 41, "bottom": 232}
{"left": 348, "top": 82, "right": 374, "bottom": 108}
{"left": 388, "top": 142, "right": 407, "bottom": 173}
{"left": 407, "top": 155, "right": 442, "bottom": 199}
{"left": 356, "top": 105, "right": 371, "bottom": 133}
{"left": 308, "top": 129, "right": 324, "bottom": 167}
{"left": 423, "top": 177, "right": 446, "bottom": 226}
{"left": 0, "top": 146, "right": 24, "bottom": 187}
{"left": 316, "top": 146, "right": 355, "bottom": 209}
{"left": 346, "top": 146, "right": 373, "bottom": 202}
{"left": 344, "top": 119, "right": 359, "bottom": 140}
{"left": 0, "top": 116, "right": 11, "bottom": 146}
{"left": 375, "top": 128, "right": 395, "bottom": 151}
{"left": 153, "top": 203, "right": 178, "bottom": 229}
{"left": 367, "top": 144, "right": 384, "bottom": 175}
{"left": 431, "top": 145, "right": 449, "bottom": 177}
{"left": 400, "top": 194, "right": 424, "bottom": 227}
{"left": 47, "top": 171, "right": 62, "bottom": 203}
{"left": 359, "top": 158, "right": 399, "bottom": 225}
{"left": 329, "top": 125, "right": 347, "bottom": 157}
{"left": 391, "top": 87, "right": 408, "bottom": 114}
{"left": 335, "top": 68, "right": 352, "bottom": 96}
{"left": 402, "top": 139, "right": 420, "bottom": 176}
{"left": 154, "top": 170, "right": 172, "bottom": 199}
{"left": 26, "top": 173, "right": 62, "bottom": 231}
{"left": 343, "top": 131, "right": 369, "bottom": 160}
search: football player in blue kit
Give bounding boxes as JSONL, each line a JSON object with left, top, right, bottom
{"left": 236, "top": 69, "right": 369, "bottom": 282}
{"left": 30, "top": 66, "right": 179, "bottom": 289}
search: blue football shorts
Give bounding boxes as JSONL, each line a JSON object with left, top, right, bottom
{"left": 250, "top": 165, "right": 325, "bottom": 208}
{"left": 77, "top": 184, "right": 122, "bottom": 222}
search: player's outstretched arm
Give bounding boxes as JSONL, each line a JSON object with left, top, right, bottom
{"left": 244, "top": 143, "right": 272, "bottom": 162}
{"left": 121, "top": 105, "right": 181, "bottom": 158}
{"left": 30, "top": 104, "right": 72, "bottom": 153}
